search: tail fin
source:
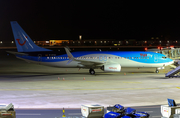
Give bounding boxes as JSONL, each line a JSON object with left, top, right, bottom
{"left": 10, "top": 21, "right": 51, "bottom": 52}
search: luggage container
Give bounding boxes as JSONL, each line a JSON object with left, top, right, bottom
{"left": 173, "top": 114, "right": 180, "bottom": 118}
{"left": 161, "top": 99, "right": 180, "bottom": 118}
{"left": 81, "top": 104, "right": 104, "bottom": 118}
{"left": 0, "top": 103, "right": 16, "bottom": 118}
{"left": 175, "top": 109, "right": 180, "bottom": 114}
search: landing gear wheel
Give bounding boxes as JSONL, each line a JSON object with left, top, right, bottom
{"left": 89, "top": 69, "right": 95, "bottom": 75}
{"left": 155, "top": 70, "right": 159, "bottom": 73}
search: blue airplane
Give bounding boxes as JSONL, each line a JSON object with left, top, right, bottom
{"left": 9, "top": 21, "right": 174, "bottom": 74}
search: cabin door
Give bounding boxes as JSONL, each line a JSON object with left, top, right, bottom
{"left": 38, "top": 54, "right": 42, "bottom": 62}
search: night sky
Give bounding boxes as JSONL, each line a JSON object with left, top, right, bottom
{"left": 1, "top": 1, "right": 180, "bottom": 41}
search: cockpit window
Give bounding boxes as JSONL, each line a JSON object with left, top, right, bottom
{"left": 162, "top": 56, "right": 167, "bottom": 59}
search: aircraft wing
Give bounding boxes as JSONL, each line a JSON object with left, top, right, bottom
{"left": 7, "top": 51, "right": 29, "bottom": 56}
{"left": 64, "top": 47, "right": 105, "bottom": 68}
{"left": 76, "top": 59, "right": 105, "bottom": 67}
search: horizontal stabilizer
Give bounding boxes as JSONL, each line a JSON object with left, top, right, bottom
{"left": 7, "top": 51, "right": 28, "bottom": 56}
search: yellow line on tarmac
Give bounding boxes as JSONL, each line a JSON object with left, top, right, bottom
{"left": 122, "top": 81, "right": 142, "bottom": 84}
{"left": 0, "top": 87, "right": 177, "bottom": 91}
{"left": 162, "top": 83, "right": 180, "bottom": 85}
{"left": 0, "top": 89, "right": 59, "bottom": 91}
{"left": 83, "top": 81, "right": 104, "bottom": 82}
{"left": 52, "top": 80, "right": 104, "bottom": 82}
{"left": 53, "top": 80, "right": 142, "bottom": 84}
{"left": 64, "top": 87, "right": 175, "bottom": 91}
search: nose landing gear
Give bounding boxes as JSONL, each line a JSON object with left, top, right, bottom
{"left": 155, "top": 69, "right": 159, "bottom": 73}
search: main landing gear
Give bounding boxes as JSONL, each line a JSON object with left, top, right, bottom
{"left": 155, "top": 69, "right": 159, "bottom": 73}
{"left": 89, "top": 68, "right": 95, "bottom": 75}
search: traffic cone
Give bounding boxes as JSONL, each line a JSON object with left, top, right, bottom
{"left": 63, "top": 78, "right": 65, "bottom": 81}
{"left": 83, "top": 77, "right": 85, "bottom": 80}
{"left": 58, "top": 77, "right": 60, "bottom": 80}
{"left": 124, "top": 73, "right": 126, "bottom": 75}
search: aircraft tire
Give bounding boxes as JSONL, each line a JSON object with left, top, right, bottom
{"left": 89, "top": 69, "right": 95, "bottom": 75}
{"left": 155, "top": 70, "right": 159, "bottom": 73}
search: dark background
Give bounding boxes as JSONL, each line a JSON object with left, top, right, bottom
{"left": 0, "top": 1, "right": 180, "bottom": 41}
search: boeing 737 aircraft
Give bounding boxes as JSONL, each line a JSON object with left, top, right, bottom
{"left": 9, "top": 21, "right": 174, "bottom": 74}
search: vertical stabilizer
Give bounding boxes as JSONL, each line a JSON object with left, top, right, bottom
{"left": 10, "top": 21, "right": 51, "bottom": 52}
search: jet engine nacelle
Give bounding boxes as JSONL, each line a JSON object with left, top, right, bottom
{"left": 101, "top": 64, "right": 121, "bottom": 72}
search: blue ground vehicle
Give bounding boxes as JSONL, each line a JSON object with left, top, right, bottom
{"left": 104, "top": 104, "right": 149, "bottom": 118}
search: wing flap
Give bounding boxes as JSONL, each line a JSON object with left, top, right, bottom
{"left": 76, "top": 59, "right": 105, "bottom": 66}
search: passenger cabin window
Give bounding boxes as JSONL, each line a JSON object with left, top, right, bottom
{"left": 162, "top": 56, "right": 167, "bottom": 59}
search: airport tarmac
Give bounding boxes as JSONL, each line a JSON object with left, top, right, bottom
{"left": 0, "top": 49, "right": 180, "bottom": 108}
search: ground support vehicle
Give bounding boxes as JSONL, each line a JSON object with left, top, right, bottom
{"left": 104, "top": 104, "right": 149, "bottom": 118}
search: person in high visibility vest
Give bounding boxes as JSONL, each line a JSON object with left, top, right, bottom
{"left": 62, "top": 108, "right": 66, "bottom": 117}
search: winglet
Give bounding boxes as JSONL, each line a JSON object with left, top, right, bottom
{"left": 64, "top": 47, "right": 74, "bottom": 64}
{"left": 65, "top": 46, "right": 71, "bottom": 51}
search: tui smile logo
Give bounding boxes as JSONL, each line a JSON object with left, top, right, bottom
{"left": 16, "top": 39, "right": 26, "bottom": 46}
